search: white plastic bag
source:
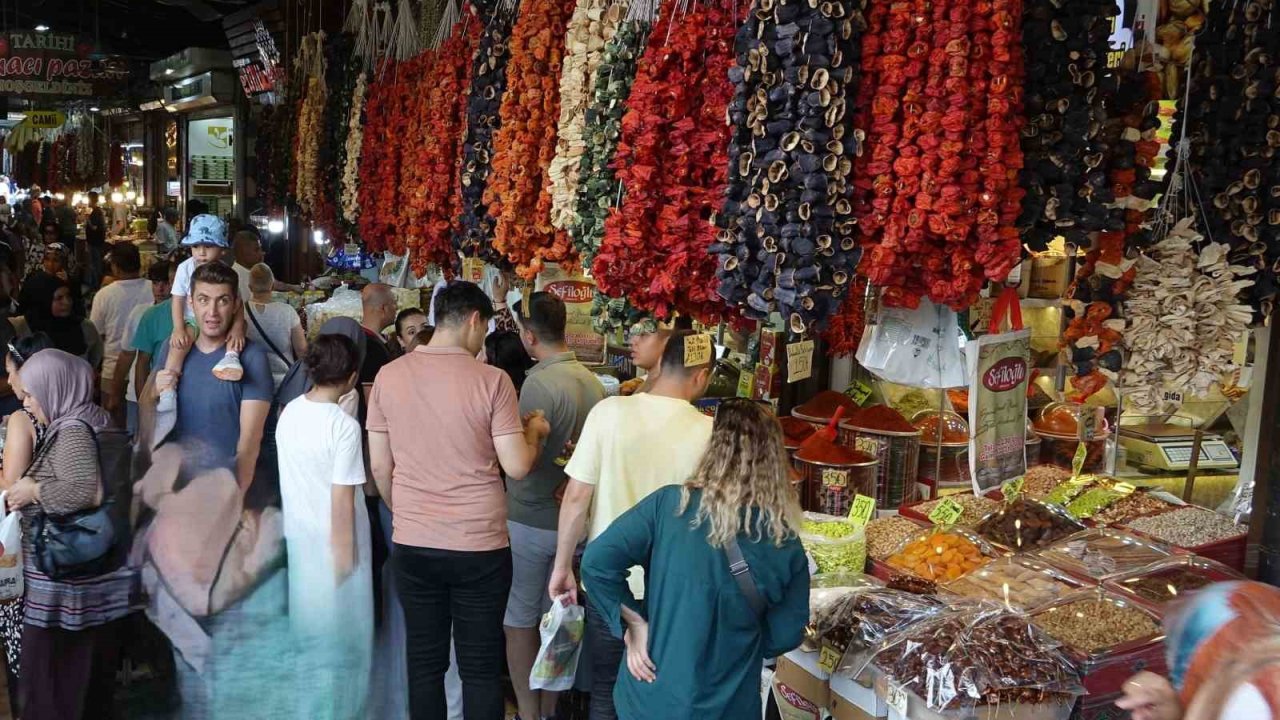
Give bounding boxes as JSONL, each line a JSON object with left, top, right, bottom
{"left": 529, "top": 594, "right": 586, "bottom": 691}
{"left": 0, "top": 492, "right": 23, "bottom": 601}
{"left": 856, "top": 297, "right": 967, "bottom": 388}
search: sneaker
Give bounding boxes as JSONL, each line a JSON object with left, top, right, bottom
{"left": 157, "top": 389, "right": 177, "bottom": 414}
{"left": 213, "top": 351, "right": 243, "bottom": 381}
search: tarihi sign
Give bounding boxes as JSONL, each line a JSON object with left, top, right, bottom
{"left": 0, "top": 30, "right": 128, "bottom": 97}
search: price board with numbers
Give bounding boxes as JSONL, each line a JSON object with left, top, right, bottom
{"left": 928, "top": 497, "right": 965, "bottom": 525}
{"left": 848, "top": 494, "right": 876, "bottom": 528}
{"left": 786, "top": 340, "right": 815, "bottom": 383}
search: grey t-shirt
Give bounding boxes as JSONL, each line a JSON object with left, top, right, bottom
{"left": 510, "top": 352, "right": 605, "bottom": 530}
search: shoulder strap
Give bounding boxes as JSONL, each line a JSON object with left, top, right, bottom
{"left": 245, "top": 303, "right": 290, "bottom": 367}
{"left": 725, "top": 537, "right": 767, "bottom": 619}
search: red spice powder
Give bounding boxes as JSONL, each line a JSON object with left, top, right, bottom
{"left": 795, "top": 442, "right": 874, "bottom": 465}
{"left": 795, "top": 390, "right": 860, "bottom": 421}
{"left": 846, "top": 404, "right": 916, "bottom": 433}
{"left": 779, "top": 416, "right": 817, "bottom": 443}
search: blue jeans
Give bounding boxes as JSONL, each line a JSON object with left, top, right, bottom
{"left": 586, "top": 596, "right": 625, "bottom": 720}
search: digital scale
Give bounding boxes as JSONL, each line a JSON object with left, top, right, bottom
{"left": 1118, "top": 424, "right": 1239, "bottom": 471}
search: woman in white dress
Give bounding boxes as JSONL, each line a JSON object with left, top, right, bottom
{"left": 275, "top": 333, "right": 372, "bottom": 720}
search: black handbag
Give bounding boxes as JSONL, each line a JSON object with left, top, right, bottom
{"left": 29, "top": 420, "right": 120, "bottom": 580}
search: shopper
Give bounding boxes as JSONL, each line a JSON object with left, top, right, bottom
{"left": 90, "top": 243, "right": 154, "bottom": 423}
{"left": 621, "top": 322, "right": 670, "bottom": 395}
{"left": 367, "top": 280, "right": 549, "bottom": 720}
{"left": 276, "top": 334, "right": 372, "bottom": 720}
{"left": 155, "top": 214, "right": 247, "bottom": 414}
{"left": 108, "top": 260, "right": 174, "bottom": 437}
{"left": 53, "top": 196, "right": 76, "bottom": 248}
{"left": 8, "top": 349, "right": 135, "bottom": 720}
{"left": 360, "top": 283, "right": 398, "bottom": 383}
{"left": 245, "top": 263, "right": 306, "bottom": 388}
{"left": 485, "top": 329, "right": 535, "bottom": 393}
{"left": 506, "top": 292, "right": 605, "bottom": 720}
{"left": 232, "top": 230, "right": 299, "bottom": 296}
{"left": 0, "top": 197, "right": 12, "bottom": 227}
{"left": 155, "top": 208, "right": 179, "bottom": 252}
{"left": 580, "top": 398, "right": 808, "bottom": 720}
{"left": 20, "top": 273, "right": 102, "bottom": 370}
{"left": 0, "top": 333, "right": 54, "bottom": 714}
{"left": 549, "top": 330, "right": 715, "bottom": 720}
{"left": 394, "top": 307, "right": 431, "bottom": 356}
{"left": 84, "top": 192, "right": 107, "bottom": 289}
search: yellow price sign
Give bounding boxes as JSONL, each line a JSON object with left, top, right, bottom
{"left": 27, "top": 110, "right": 64, "bottom": 129}
{"left": 736, "top": 365, "right": 755, "bottom": 398}
{"left": 1070, "top": 442, "right": 1088, "bottom": 479}
{"left": 462, "top": 257, "right": 485, "bottom": 283}
{"left": 818, "top": 644, "right": 842, "bottom": 674}
{"left": 928, "top": 497, "right": 964, "bottom": 526}
{"left": 848, "top": 494, "right": 876, "bottom": 528}
{"left": 1002, "top": 476, "right": 1025, "bottom": 498}
{"left": 1113, "top": 481, "right": 1136, "bottom": 495}
{"left": 683, "top": 334, "right": 713, "bottom": 367}
{"left": 846, "top": 378, "right": 873, "bottom": 405}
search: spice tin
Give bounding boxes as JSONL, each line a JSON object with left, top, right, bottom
{"left": 839, "top": 421, "right": 921, "bottom": 510}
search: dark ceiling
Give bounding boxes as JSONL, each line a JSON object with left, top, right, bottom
{"left": 2, "top": 0, "right": 244, "bottom": 60}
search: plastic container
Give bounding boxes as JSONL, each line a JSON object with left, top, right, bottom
{"left": 976, "top": 498, "right": 1086, "bottom": 554}
{"left": 1103, "top": 555, "right": 1244, "bottom": 611}
{"left": 914, "top": 412, "right": 971, "bottom": 499}
{"left": 800, "top": 512, "right": 868, "bottom": 575}
{"left": 1118, "top": 509, "right": 1249, "bottom": 572}
{"left": 794, "top": 452, "right": 879, "bottom": 517}
{"left": 839, "top": 420, "right": 922, "bottom": 510}
{"left": 942, "top": 556, "right": 1086, "bottom": 612}
{"left": 1033, "top": 403, "right": 1111, "bottom": 474}
{"left": 881, "top": 527, "right": 999, "bottom": 584}
{"left": 1031, "top": 588, "right": 1166, "bottom": 698}
{"left": 1035, "top": 529, "right": 1172, "bottom": 583}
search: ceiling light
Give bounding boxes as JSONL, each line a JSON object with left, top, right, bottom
{"left": 125, "top": 190, "right": 136, "bottom": 201}
{"left": 34, "top": 24, "right": 49, "bottom": 32}
{"left": 312, "top": 229, "right": 325, "bottom": 246}
{"left": 89, "top": 106, "right": 100, "bottom": 112}
{"left": 135, "top": 195, "right": 145, "bottom": 206}
{"left": 110, "top": 191, "right": 124, "bottom": 203}
{"left": 267, "top": 219, "right": 285, "bottom": 234}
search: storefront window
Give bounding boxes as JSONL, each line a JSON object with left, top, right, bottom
{"left": 187, "top": 116, "right": 235, "bottom": 218}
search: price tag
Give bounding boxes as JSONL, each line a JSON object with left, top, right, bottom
{"left": 1078, "top": 409, "right": 1099, "bottom": 441}
{"left": 886, "top": 681, "right": 909, "bottom": 715}
{"left": 684, "top": 334, "right": 713, "bottom": 367}
{"left": 1162, "top": 389, "right": 1184, "bottom": 405}
{"left": 846, "top": 378, "right": 874, "bottom": 406}
{"left": 1113, "top": 481, "right": 1136, "bottom": 495}
{"left": 822, "top": 468, "right": 849, "bottom": 488}
{"left": 736, "top": 365, "right": 755, "bottom": 398}
{"left": 818, "top": 644, "right": 842, "bottom": 674}
{"left": 854, "top": 436, "right": 880, "bottom": 457}
{"left": 786, "top": 340, "right": 815, "bottom": 383}
{"left": 462, "top": 257, "right": 485, "bottom": 283}
{"left": 848, "top": 494, "right": 876, "bottom": 528}
{"left": 521, "top": 285, "right": 532, "bottom": 317}
{"left": 1002, "top": 476, "right": 1025, "bottom": 498}
{"left": 1071, "top": 442, "right": 1088, "bottom": 478}
{"left": 928, "top": 498, "right": 964, "bottom": 525}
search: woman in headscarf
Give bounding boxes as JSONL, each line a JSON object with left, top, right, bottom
{"left": 18, "top": 272, "right": 102, "bottom": 370}
{"left": 275, "top": 316, "right": 366, "bottom": 414}
{"left": 5, "top": 349, "right": 135, "bottom": 720}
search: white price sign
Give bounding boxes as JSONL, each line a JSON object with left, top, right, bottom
{"left": 886, "top": 681, "right": 909, "bottom": 715}
{"left": 786, "top": 340, "right": 815, "bottom": 383}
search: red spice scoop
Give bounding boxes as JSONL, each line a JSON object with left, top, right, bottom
{"left": 796, "top": 405, "right": 846, "bottom": 459}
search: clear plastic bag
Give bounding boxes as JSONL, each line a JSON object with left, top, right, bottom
{"left": 0, "top": 493, "right": 22, "bottom": 601}
{"left": 856, "top": 298, "right": 967, "bottom": 389}
{"left": 799, "top": 512, "right": 867, "bottom": 574}
{"left": 882, "top": 527, "right": 997, "bottom": 584}
{"left": 529, "top": 595, "right": 586, "bottom": 691}
{"left": 1035, "top": 528, "right": 1171, "bottom": 581}
{"left": 868, "top": 603, "right": 1084, "bottom": 716}
{"left": 974, "top": 498, "right": 1084, "bottom": 552}
{"left": 943, "top": 556, "right": 1084, "bottom": 612}
{"left": 809, "top": 588, "right": 945, "bottom": 679}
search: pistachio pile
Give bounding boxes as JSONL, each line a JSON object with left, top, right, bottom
{"left": 1123, "top": 506, "right": 1246, "bottom": 548}
{"left": 915, "top": 494, "right": 999, "bottom": 527}
{"left": 1034, "top": 599, "right": 1159, "bottom": 654}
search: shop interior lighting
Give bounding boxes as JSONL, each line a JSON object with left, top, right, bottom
{"left": 72, "top": 193, "right": 84, "bottom": 206}
{"left": 135, "top": 195, "right": 145, "bottom": 206}
{"left": 312, "top": 229, "right": 325, "bottom": 246}
{"left": 89, "top": 106, "right": 100, "bottom": 112}
{"left": 125, "top": 190, "right": 136, "bottom": 201}
{"left": 110, "top": 191, "right": 125, "bottom": 204}
{"left": 54, "top": 193, "right": 65, "bottom": 201}
{"left": 164, "top": 68, "right": 174, "bottom": 75}
{"left": 267, "top": 219, "right": 285, "bottom": 234}
{"left": 34, "top": 25, "right": 49, "bottom": 32}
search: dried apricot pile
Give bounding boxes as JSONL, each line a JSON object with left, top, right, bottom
{"left": 886, "top": 532, "right": 989, "bottom": 582}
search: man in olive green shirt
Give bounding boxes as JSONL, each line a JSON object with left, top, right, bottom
{"left": 505, "top": 291, "right": 604, "bottom": 720}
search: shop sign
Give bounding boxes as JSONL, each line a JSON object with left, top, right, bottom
{"left": 26, "top": 110, "right": 64, "bottom": 129}
{"left": 537, "top": 267, "right": 604, "bottom": 364}
{"left": 0, "top": 30, "right": 128, "bottom": 97}
{"left": 968, "top": 296, "right": 1031, "bottom": 495}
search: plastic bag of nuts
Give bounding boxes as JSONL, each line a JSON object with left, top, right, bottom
{"left": 1035, "top": 528, "right": 1172, "bottom": 581}
{"left": 976, "top": 498, "right": 1085, "bottom": 551}
{"left": 868, "top": 604, "right": 1084, "bottom": 714}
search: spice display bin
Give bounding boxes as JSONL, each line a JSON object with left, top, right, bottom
{"left": 795, "top": 454, "right": 879, "bottom": 516}
{"left": 1117, "top": 522, "right": 1248, "bottom": 573}
{"left": 839, "top": 420, "right": 922, "bottom": 510}
{"left": 1030, "top": 589, "right": 1166, "bottom": 698}
{"left": 1103, "top": 555, "right": 1243, "bottom": 612}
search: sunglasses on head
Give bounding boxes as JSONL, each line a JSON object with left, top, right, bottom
{"left": 6, "top": 342, "right": 23, "bottom": 367}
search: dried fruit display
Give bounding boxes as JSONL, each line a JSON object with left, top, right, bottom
{"left": 358, "top": 62, "right": 412, "bottom": 252}
{"left": 591, "top": 0, "right": 743, "bottom": 322}
{"left": 885, "top": 530, "right": 992, "bottom": 582}
{"left": 977, "top": 498, "right": 1084, "bottom": 550}
{"left": 547, "top": 0, "right": 627, "bottom": 232}
{"left": 340, "top": 70, "right": 369, "bottom": 232}
{"left": 319, "top": 33, "right": 361, "bottom": 241}
{"left": 944, "top": 557, "right": 1081, "bottom": 610}
{"left": 853, "top": 0, "right": 1027, "bottom": 309}
{"left": 571, "top": 18, "right": 651, "bottom": 266}
{"left": 484, "top": 0, "right": 579, "bottom": 278}
{"left": 1169, "top": 0, "right": 1280, "bottom": 319}
{"left": 1017, "top": 0, "right": 1118, "bottom": 251}
{"left": 913, "top": 495, "right": 1000, "bottom": 528}
{"left": 866, "top": 515, "right": 924, "bottom": 560}
{"left": 293, "top": 32, "right": 329, "bottom": 218}
{"left": 1088, "top": 492, "right": 1176, "bottom": 526}
{"left": 712, "top": 0, "right": 865, "bottom": 334}
{"left": 1037, "top": 528, "right": 1170, "bottom": 580}
{"left": 1121, "top": 217, "right": 1254, "bottom": 414}
{"left": 401, "top": 22, "right": 482, "bottom": 274}
{"left": 455, "top": 4, "right": 522, "bottom": 265}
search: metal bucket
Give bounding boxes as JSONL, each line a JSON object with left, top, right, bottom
{"left": 794, "top": 454, "right": 880, "bottom": 516}
{"left": 838, "top": 421, "right": 922, "bottom": 509}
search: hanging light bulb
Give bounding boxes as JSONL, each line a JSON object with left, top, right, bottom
{"left": 135, "top": 195, "right": 145, "bottom": 206}
{"left": 267, "top": 219, "right": 285, "bottom": 234}
{"left": 125, "top": 190, "right": 136, "bottom": 201}
{"left": 110, "top": 191, "right": 124, "bottom": 204}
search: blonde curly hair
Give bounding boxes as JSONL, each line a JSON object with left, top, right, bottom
{"left": 678, "top": 398, "right": 802, "bottom": 548}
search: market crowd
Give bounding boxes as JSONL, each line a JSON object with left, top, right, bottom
{"left": 0, "top": 209, "right": 812, "bottom": 720}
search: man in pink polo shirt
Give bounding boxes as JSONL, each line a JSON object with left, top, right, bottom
{"left": 367, "top": 280, "right": 550, "bottom": 720}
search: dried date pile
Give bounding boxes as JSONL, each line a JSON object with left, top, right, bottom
{"left": 977, "top": 498, "right": 1084, "bottom": 550}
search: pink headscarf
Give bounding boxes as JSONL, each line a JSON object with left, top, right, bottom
{"left": 20, "top": 349, "right": 110, "bottom": 436}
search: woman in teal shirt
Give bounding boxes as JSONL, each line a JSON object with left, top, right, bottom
{"left": 581, "top": 398, "right": 810, "bottom": 720}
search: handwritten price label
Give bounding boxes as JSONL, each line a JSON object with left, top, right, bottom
{"left": 821, "top": 468, "right": 849, "bottom": 488}
{"left": 736, "top": 366, "right": 755, "bottom": 398}
{"left": 886, "top": 681, "right": 909, "bottom": 715}
{"left": 786, "top": 340, "right": 815, "bottom": 383}
{"left": 1002, "top": 476, "right": 1025, "bottom": 498}
{"left": 683, "top": 334, "right": 713, "bottom": 367}
{"left": 1071, "top": 442, "right": 1088, "bottom": 479}
{"left": 928, "top": 498, "right": 964, "bottom": 526}
{"left": 818, "top": 644, "right": 842, "bottom": 674}
{"left": 854, "top": 436, "right": 880, "bottom": 457}
{"left": 846, "top": 378, "right": 874, "bottom": 405}
{"left": 462, "top": 257, "right": 485, "bottom": 283}
{"left": 848, "top": 494, "right": 876, "bottom": 528}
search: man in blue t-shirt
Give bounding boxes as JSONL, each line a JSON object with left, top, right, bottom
{"left": 153, "top": 261, "right": 273, "bottom": 488}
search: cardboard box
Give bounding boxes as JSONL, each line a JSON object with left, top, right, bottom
{"left": 754, "top": 363, "right": 783, "bottom": 401}
{"left": 760, "top": 328, "right": 782, "bottom": 369}
{"left": 774, "top": 652, "right": 830, "bottom": 707}
{"left": 829, "top": 673, "right": 886, "bottom": 720}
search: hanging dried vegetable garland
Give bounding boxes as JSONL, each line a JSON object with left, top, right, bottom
{"left": 1017, "top": 0, "right": 1117, "bottom": 251}
{"left": 293, "top": 32, "right": 329, "bottom": 218}
{"left": 484, "top": 0, "right": 578, "bottom": 278}
{"left": 455, "top": 1, "right": 521, "bottom": 265}
{"left": 318, "top": 33, "right": 360, "bottom": 241}
{"left": 853, "top": 0, "right": 1027, "bottom": 310}
{"left": 821, "top": 275, "right": 869, "bottom": 355}
{"left": 1169, "top": 0, "right": 1280, "bottom": 319}
{"left": 569, "top": 17, "right": 651, "bottom": 265}
{"left": 340, "top": 70, "right": 369, "bottom": 233}
{"left": 591, "top": 0, "right": 744, "bottom": 322}
{"left": 547, "top": 0, "right": 628, "bottom": 231}
{"left": 713, "top": 0, "right": 866, "bottom": 335}
{"left": 357, "top": 63, "right": 411, "bottom": 252}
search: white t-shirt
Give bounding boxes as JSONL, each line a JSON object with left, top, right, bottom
{"left": 89, "top": 277, "right": 154, "bottom": 383}
{"left": 232, "top": 262, "right": 254, "bottom": 301}
{"left": 244, "top": 299, "right": 301, "bottom": 387}
{"left": 565, "top": 393, "right": 713, "bottom": 597}
{"left": 172, "top": 257, "right": 198, "bottom": 322}
{"left": 120, "top": 302, "right": 151, "bottom": 402}
{"left": 276, "top": 396, "right": 368, "bottom": 540}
